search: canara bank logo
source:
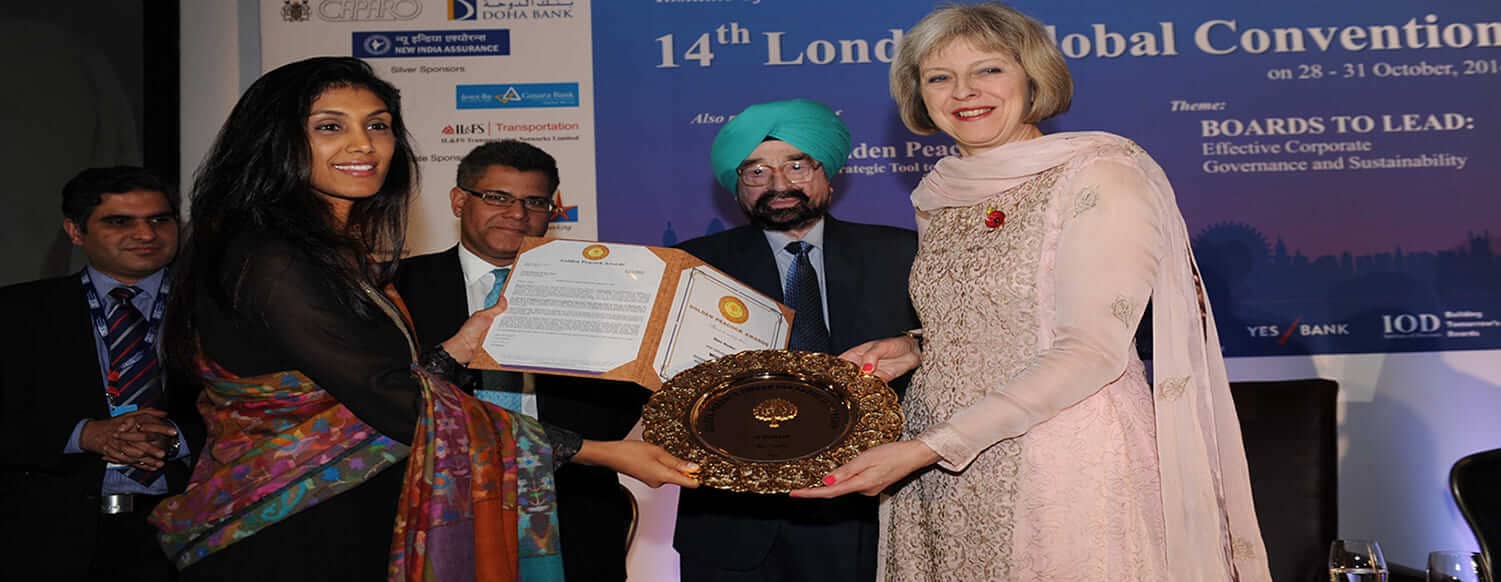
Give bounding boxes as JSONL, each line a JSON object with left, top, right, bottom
{"left": 455, "top": 83, "right": 580, "bottom": 110}
{"left": 282, "top": 0, "right": 312, "bottom": 22}
{"left": 1245, "top": 317, "right": 1351, "bottom": 344}
{"left": 318, "top": 0, "right": 422, "bottom": 21}
{"left": 449, "top": 0, "right": 574, "bottom": 21}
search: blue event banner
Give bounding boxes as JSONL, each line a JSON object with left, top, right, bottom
{"left": 588, "top": 0, "right": 1501, "bottom": 357}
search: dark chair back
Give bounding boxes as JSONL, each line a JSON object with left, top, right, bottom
{"left": 1230, "top": 379, "right": 1339, "bottom": 582}
{"left": 1451, "top": 448, "right": 1501, "bottom": 582}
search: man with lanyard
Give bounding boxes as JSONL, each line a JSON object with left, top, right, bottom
{"left": 0, "top": 166, "right": 198, "bottom": 581}
{"left": 673, "top": 99, "right": 920, "bottom": 581}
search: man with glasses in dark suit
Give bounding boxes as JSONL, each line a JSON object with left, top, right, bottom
{"left": 396, "top": 140, "right": 647, "bottom": 581}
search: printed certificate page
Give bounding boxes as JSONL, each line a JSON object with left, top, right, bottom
{"left": 652, "top": 265, "right": 791, "bottom": 381}
{"left": 484, "top": 241, "right": 664, "bottom": 373}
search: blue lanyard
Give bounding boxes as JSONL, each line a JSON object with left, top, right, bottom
{"left": 80, "top": 268, "right": 170, "bottom": 353}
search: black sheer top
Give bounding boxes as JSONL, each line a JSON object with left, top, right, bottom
{"left": 195, "top": 230, "right": 580, "bottom": 460}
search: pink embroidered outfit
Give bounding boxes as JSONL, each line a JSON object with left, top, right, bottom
{"left": 882, "top": 131, "right": 1270, "bottom": 581}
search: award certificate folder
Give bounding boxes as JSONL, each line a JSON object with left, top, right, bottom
{"left": 471, "top": 237, "right": 793, "bottom": 390}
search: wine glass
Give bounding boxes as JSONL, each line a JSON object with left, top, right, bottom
{"left": 1329, "top": 539, "right": 1388, "bottom": 582}
{"left": 1426, "top": 551, "right": 1483, "bottom": 582}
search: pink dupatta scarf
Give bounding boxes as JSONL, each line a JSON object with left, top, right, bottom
{"left": 912, "top": 131, "right": 1272, "bottom": 582}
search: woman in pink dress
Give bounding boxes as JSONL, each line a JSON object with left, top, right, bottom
{"left": 791, "top": 4, "right": 1271, "bottom": 580}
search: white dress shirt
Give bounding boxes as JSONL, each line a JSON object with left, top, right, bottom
{"left": 456, "top": 243, "right": 538, "bottom": 417}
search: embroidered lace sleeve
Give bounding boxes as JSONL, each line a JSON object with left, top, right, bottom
{"left": 916, "top": 155, "right": 1166, "bottom": 470}
{"left": 542, "top": 424, "right": 583, "bottom": 469}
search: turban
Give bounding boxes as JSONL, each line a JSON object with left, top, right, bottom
{"left": 710, "top": 99, "right": 852, "bottom": 194}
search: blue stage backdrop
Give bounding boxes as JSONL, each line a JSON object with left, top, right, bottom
{"left": 589, "top": 0, "right": 1501, "bottom": 357}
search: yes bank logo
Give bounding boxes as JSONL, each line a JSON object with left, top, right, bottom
{"left": 449, "top": 0, "right": 575, "bottom": 21}
{"left": 455, "top": 83, "right": 579, "bottom": 109}
{"left": 1246, "top": 317, "right": 1350, "bottom": 344}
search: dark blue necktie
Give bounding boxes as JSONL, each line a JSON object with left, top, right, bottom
{"left": 106, "top": 286, "right": 164, "bottom": 484}
{"left": 784, "top": 241, "right": 832, "bottom": 353}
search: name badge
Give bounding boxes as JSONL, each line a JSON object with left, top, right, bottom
{"left": 110, "top": 403, "right": 138, "bottom": 417}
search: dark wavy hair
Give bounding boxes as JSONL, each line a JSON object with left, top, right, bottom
{"left": 165, "top": 56, "right": 418, "bottom": 370}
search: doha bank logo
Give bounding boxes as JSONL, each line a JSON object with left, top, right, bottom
{"left": 449, "top": 0, "right": 575, "bottom": 21}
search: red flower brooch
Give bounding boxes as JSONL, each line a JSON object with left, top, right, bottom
{"left": 984, "top": 206, "right": 1006, "bottom": 229}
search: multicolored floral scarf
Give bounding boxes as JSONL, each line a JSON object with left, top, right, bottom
{"left": 150, "top": 359, "right": 563, "bottom": 581}
{"left": 389, "top": 363, "right": 563, "bottom": 581}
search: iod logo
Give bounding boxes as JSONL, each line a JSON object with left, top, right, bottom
{"left": 1382, "top": 313, "right": 1441, "bottom": 337}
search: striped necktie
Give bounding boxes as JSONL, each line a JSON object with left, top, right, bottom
{"left": 106, "top": 286, "right": 165, "bottom": 484}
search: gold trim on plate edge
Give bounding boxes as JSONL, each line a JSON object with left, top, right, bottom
{"left": 643, "top": 350, "right": 903, "bottom": 494}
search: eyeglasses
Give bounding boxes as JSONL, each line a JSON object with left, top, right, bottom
{"left": 737, "top": 159, "right": 821, "bottom": 187}
{"left": 458, "top": 185, "right": 555, "bottom": 213}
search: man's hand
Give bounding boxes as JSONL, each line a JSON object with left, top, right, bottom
{"left": 80, "top": 409, "right": 177, "bottom": 470}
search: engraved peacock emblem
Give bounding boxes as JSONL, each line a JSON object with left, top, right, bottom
{"left": 752, "top": 398, "right": 798, "bottom": 428}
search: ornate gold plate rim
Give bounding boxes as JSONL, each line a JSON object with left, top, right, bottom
{"left": 643, "top": 350, "right": 903, "bottom": 494}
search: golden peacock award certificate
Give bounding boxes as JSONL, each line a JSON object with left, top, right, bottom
{"left": 471, "top": 237, "right": 793, "bottom": 390}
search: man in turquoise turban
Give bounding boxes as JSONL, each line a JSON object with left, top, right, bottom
{"left": 707, "top": 98, "right": 851, "bottom": 235}
{"left": 674, "top": 99, "right": 920, "bottom": 582}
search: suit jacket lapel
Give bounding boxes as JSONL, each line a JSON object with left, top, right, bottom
{"left": 820, "top": 217, "right": 859, "bottom": 352}
{"left": 409, "top": 247, "right": 470, "bottom": 346}
{"left": 727, "top": 227, "right": 784, "bottom": 303}
{"left": 54, "top": 276, "right": 108, "bottom": 419}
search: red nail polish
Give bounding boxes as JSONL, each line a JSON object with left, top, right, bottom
{"left": 823, "top": 475, "right": 837, "bottom": 486}
{"left": 861, "top": 363, "right": 874, "bottom": 373}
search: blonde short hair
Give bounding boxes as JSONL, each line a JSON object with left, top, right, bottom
{"left": 890, "top": 2, "right": 1073, "bottom": 135}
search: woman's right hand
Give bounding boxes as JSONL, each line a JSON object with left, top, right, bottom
{"left": 440, "top": 298, "right": 507, "bottom": 365}
{"left": 574, "top": 440, "right": 701, "bottom": 489}
{"left": 839, "top": 335, "right": 921, "bottom": 382}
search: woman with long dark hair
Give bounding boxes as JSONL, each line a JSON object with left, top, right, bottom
{"left": 151, "top": 57, "right": 697, "bottom": 581}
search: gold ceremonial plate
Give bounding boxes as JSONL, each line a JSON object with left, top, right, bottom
{"left": 642, "top": 350, "right": 903, "bottom": 494}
